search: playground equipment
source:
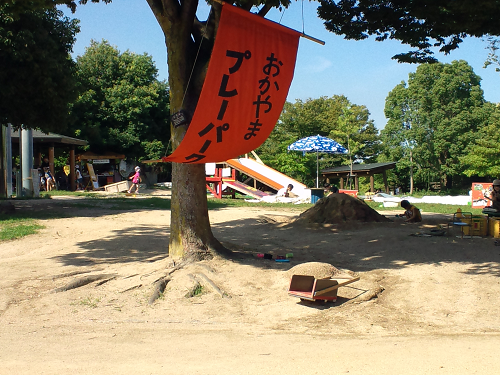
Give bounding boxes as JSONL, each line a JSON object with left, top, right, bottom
{"left": 205, "top": 156, "right": 310, "bottom": 200}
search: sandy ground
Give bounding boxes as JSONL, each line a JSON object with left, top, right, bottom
{"left": 1, "top": 191, "right": 500, "bottom": 374}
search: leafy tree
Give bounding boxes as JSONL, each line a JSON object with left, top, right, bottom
{"left": 0, "top": 4, "right": 79, "bottom": 131}
{"left": 257, "top": 96, "right": 380, "bottom": 186}
{"left": 70, "top": 40, "right": 170, "bottom": 161}
{"left": 42, "top": 0, "right": 500, "bottom": 260}
{"left": 460, "top": 102, "right": 500, "bottom": 178}
{"left": 317, "top": 0, "right": 500, "bottom": 63}
{"left": 381, "top": 60, "right": 487, "bottom": 190}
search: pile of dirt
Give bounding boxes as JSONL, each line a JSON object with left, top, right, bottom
{"left": 295, "top": 193, "right": 392, "bottom": 225}
{"left": 285, "top": 262, "right": 342, "bottom": 279}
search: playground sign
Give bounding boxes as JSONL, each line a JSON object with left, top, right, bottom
{"left": 162, "top": 4, "right": 300, "bottom": 164}
{"left": 471, "top": 182, "right": 492, "bottom": 208}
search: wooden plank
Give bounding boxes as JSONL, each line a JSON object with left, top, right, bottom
{"left": 222, "top": 180, "right": 273, "bottom": 199}
{"left": 313, "top": 276, "right": 360, "bottom": 297}
{"left": 86, "top": 163, "right": 99, "bottom": 190}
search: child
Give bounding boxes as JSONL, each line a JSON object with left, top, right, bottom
{"left": 400, "top": 199, "right": 422, "bottom": 223}
{"left": 44, "top": 167, "right": 56, "bottom": 191}
{"left": 485, "top": 179, "right": 500, "bottom": 211}
{"left": 75, "top": 165, "right": 84, "bottom": 190}
{"left": 127, "top": 166, "right": 141, "bottom": 194}
{"left": 277, "top": 183, "right": 297, "bottom": 198}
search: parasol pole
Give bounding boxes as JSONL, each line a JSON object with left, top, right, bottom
{"left": 316, "top": 150, "right": 319, "bottom": 188}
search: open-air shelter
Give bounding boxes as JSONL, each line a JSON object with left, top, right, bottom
{"left": 321, "top": 162, "right": 397, "bottom": 193}
{"left": 11, "top": 129, "right": 87, "bottom": 191}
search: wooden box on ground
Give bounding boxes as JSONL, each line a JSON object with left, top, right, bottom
{"left": 104, "top": 180, "right": 131, "bottom": 193}
{"left": 288, "top": 274, "right": 360, "bottom": 302}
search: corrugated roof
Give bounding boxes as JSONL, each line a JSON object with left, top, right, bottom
{"left": 322, "top": 161, "right": 397, "bottom": 174}
{"left": 11, "top": 129, "right": 88, "bottom": 146}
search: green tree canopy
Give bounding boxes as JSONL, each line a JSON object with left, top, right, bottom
{"left": 0, "top": 4, "right": 79, "bottom": 131}
{"left": 317, "top": 0, "right": 500, "bottom": 63}
{"left": 257, "top": 95, "right": 380, "bottom": 186}
{"left": 43, "top": 0, "right": 500, "bottom": 259}
{"left": 70, "top": 39, "right": 170, "bottom": 161}
{"left": 460, "top": 102, "right": 500, "bottom": 178}
{"left": 381, "top": 60, "right": 488, "bottom": 189}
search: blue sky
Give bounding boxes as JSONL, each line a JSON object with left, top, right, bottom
{"left": 62, "top": 0, "right": 500, "bottom": 130}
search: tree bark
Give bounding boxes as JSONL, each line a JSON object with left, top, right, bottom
{"left": 147, "top": 0, "right": 228, "bottom": 259}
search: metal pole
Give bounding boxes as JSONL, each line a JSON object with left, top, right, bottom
{"left": 316, "top": 151, "right": 319, "bottom": 188}
{"left": 5, "top": 124, "right": 12, "bottom": 197}
{"left": 0, "top": 125, "right": 5, "bottom": 198}
{"left": 20, "top": 127, "right": 33, "bottom": 197}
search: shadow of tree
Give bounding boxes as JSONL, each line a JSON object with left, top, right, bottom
{"left": 210, "top": 215, "right": 500, "bottom": 277}
{"left": 33, "top": 197, "right": 499, "bottom": 278}
{"left": 52, "top": 224, "right": 169, "bottom": 266}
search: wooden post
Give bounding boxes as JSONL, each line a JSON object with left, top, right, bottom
{"left": 70, "top": 147, "right": 75, "bottom": 191}
{"left": 35, "top": 151, "right": 42, "bottom": 168}
{"left": 383, "top": 170, "right": 389, "bottom": 193}
{"left": 370, "top": 175, "right": 374, "bottom": 192}
{"left": 48, "top": 144, "right": 55, "bottom": 176}
{"left": 340, "top": 177, "right": 344, "bottom": 190}
{"left": 354, "top": 176, "right": 359, "bottom": 191}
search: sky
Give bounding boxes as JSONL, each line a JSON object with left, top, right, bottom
{"left": 61, "top": 0, "right": 500, "bottom": 130}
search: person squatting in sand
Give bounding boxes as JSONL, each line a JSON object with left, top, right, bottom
{"left": 399, "top": 199, "right": 422, "bottom": 223}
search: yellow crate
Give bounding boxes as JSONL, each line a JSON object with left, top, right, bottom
{"left": 462, "top": 215, "right": 488, "bottom": 236}
{"left": 489, "top": 217, "right": 500, "bottom": 238}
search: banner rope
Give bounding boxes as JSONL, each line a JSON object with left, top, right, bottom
{"left": 179, "top": 7, "right": 214, "bottom": 109}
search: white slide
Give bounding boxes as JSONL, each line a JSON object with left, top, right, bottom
{"left": 233, "top": 158, "right": 310, "bottom": 199}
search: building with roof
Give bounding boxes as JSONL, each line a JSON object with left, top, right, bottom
{"left": 321, "top": 161, "right": 397, "bottom": 193}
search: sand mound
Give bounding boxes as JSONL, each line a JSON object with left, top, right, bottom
{"left": 285, "top": 262, "right": 342, "bottom": 279}
{"left": 295, "top": 193, "right": 392, "bottom": 225}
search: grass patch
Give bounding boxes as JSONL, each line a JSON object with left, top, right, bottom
{"left": 206, "top": 197, "right": 311, "bottom": 211}
{"left": 364, "top": 200, "right": 483, "bottom": 215}
{"left": 0, "top": 217, "right": 44, "bottom": 241}
{"left": 71, "top": 296, "right": 101, "bottom": 308}
{"left": 185, "top": 283, "right": 205, "bottom": 298}
{"left": 40, "top": 190, "right": 100, "bottom": 198}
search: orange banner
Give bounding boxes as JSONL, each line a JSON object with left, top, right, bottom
{"left": 163, "top": 4, "right": 300, "bottom": 163}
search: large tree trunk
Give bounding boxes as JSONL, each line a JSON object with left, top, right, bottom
{"left": 148, "top": 0, "right": 228, "bottom": 260}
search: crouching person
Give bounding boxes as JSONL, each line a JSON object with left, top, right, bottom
{"left": 400, "top": 199, "right": 422, "bottom": 223}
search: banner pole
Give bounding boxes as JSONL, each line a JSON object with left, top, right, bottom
{"left": 300, "top": 33, "right": 325, "bottom": 46}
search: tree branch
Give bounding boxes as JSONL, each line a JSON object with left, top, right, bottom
{"left": 257, "top": 3, "right": 272, "bottom": 17}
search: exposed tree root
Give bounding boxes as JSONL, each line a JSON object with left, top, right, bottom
{"left": 120, "top": 284, "right": 143, "bottom": 293}
{"left": 196, "top": 272, "right": 229, "bottom": 298}
{"left": 94, "top": 276, "right": 116, "bottom": 287}
{"left": 352, "top": 286, "right": 385, "bottom": 303}
{"left": 147, "top": 261, "right": 186, "bottom": 304}
{"left": 51, "top": 268, "right": 104, "bottom": 280}
{"left": 51, "top": 274, "right": 117, "bottom": 293}
{"left": 148, "top": 277, "right": 170, "bottom": 304}
{"left": 185, "top": 274, "right": 202, "bottom": 298}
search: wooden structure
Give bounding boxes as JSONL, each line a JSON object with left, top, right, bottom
{"left": 76, "top": 151, "right": 125, "bottom": 189}
{"left": 288, "top": 274, "right": 360, "bottom": 302}
{"left": 11, "top": 130, "right": 87, "bottom": 191}
{"left": 206, "top": 163, "right": 273, "bottom": 199}
{"left": 321, "top": 162, "right": 397, "bottom": 193}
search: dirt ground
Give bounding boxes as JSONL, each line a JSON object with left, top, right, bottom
{"left": 1, "top": 191, "right": 500, "bottom": 374}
